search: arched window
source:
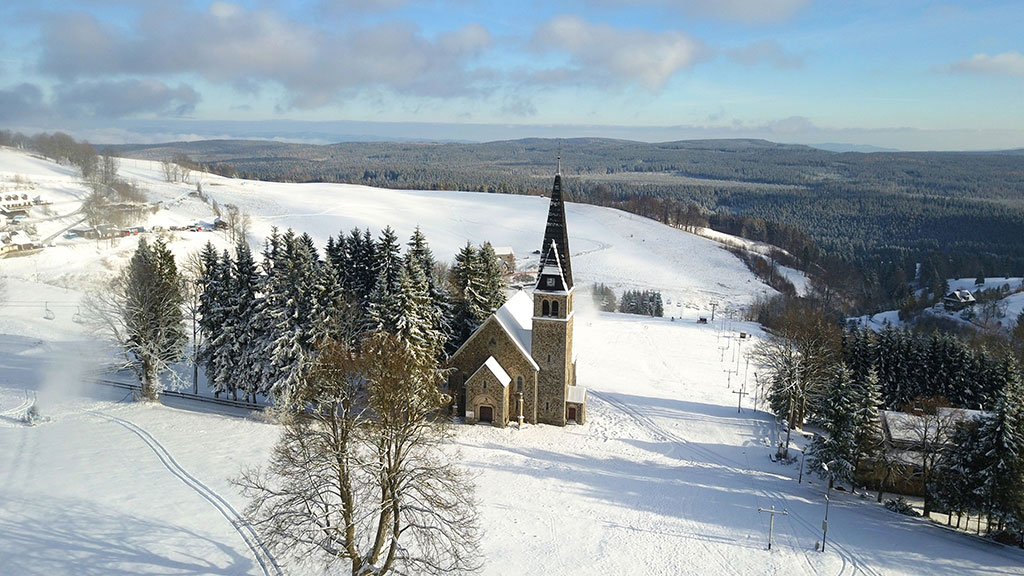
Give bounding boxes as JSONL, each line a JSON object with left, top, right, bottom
{"left": 552, "top": 301, "right": 560, "bottom": 316}
{"left": 542, "top": 300, "right": 550, "bottom": 316}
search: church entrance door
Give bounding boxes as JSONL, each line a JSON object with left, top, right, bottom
{"left": 478, "top": 405, "right": 493, "bottom": 423}
{"left": 568, "top": 406, "right": 577, "bottom": 421}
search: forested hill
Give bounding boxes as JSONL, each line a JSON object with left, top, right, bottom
{"left": 114, "top": 137, "right": 1024, "bottom": 299}
{"left": 114, "top": 137, "right": 1024, "bottom": 201}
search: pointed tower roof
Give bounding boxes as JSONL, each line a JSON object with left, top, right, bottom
{"left": 536, "top": 161, "right": 573, "bottom": 292}
{"left": 536, "top": 242, "right": 569, "bottom": 292}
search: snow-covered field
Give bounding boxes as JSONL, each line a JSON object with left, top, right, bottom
{"left": 1, "top": 149, "right": 1021, "bottom": 575}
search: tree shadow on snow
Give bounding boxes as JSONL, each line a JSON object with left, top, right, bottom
{"left": 469, "top": 441, "right": 784, "bottom": 548}
{"left": 0, "top": 494, "right": 256, "bottom": 576}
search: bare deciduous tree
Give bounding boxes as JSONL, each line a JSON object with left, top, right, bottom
{"left": 161, "top": 159, "right": 178, "bottom": 183}
{"left": 235, "top": 333, "right": 481, "bottom": 576}
{"left": 889, "top": 398, "right": 962, "bottom": 515}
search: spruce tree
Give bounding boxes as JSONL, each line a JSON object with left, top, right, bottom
{"left": 230, "top": 241, "right": 261, "bottom": 402}
{"left": 256, "top": 229, "right": 328, "bottom": 400}
{"left": 407, "top": 227, "right": 451, "bottom": 356}
{"left": 933, "top": 418, "right": 986, "bottom": 528}
{"left": 851, "top": 367, "right": 885, "bottom": 481}
{"left": 808, "top": 365, "right": 859, "bottom": 488}
{"left": 367, "top": 227, "right": 404, "bottom": 334}
{"left": 449, "top": 242, "right": 490, "bottom": 352}
{"left": 976, "top": 356, "right": 1024, "bottom": 532}
{"left": 123, "top": 237, "right": 186, "bottom": 400}
{"left": 207, "top": 249, "right": 236, "bottom": 397}
{"left": 477, "top": 242, "right": 507, "bottom": 313}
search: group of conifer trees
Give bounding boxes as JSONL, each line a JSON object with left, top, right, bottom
{"left": 844, "top": 325, "right": 1014, "bottom": 411}
{"left": 196, "top": 227, "right": 506, "bottom": 402}
{"left": 618, "top": 289, "right": 664, "bottom": 317}
{"left": 841, "top": 325, "right": 1024, "bottom": 536}
{"left": 756, "top": 323, "right": 1024, "bottom": 540}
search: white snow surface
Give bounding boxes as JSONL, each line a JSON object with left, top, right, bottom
{"left": 1, "top": 148, "right": 1021, "bottom": 575}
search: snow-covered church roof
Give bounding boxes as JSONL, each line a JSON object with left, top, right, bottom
{"left": 495, "top": 289, "right": 535, "bottom": 360}
{"left": 478, "top": 356, "right": 511, "bottom": 387}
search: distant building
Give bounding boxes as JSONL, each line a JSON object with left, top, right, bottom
{"left": 1, "top": 193, "right": 31, "bottom": 211}
{"left": 447, "top": 165, "right": 586, "bottom": 427}
{"left": 862, "top": 408, "right": 986, "bottom": 496}
{"left": 0, "top": 230, "right": 36, "bottom": 257}
{"left": 491, "top": 247, "right": 516, "bottom": 275}
{"left": 943, "top": 289, "right": 976, "bottom": 311}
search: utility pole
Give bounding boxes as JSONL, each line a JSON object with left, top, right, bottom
{"left": 821, "top": 462, "right": 833, "bottom": 552}
{"left": 725, "top": 366, "right": 736, "bottom": 388}
{"left": 753, "top": 372, "right": 760, "bottom": 411}
{"left": 757, "top": 505, "right": 788, "bottom": 550}
{"left": 710, "top": 302, "right": 718, "bottom": 322}
{"left": 733, "top": 388, "right": 748, "bottom": 413}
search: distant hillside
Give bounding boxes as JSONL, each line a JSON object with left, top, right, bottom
{"left": 110, "top": 137, "right": 1024, "bottom": 311}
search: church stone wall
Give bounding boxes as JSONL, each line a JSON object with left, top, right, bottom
{"left": 532, "top": 313, "right": 573, "bottom": 426}
{"left": 466, "top": 370, "right": 508, "bottom": 427}
{"left": 448, "top": 319, "right": 539, "bottom": 424}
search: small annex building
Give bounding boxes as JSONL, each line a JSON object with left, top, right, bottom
{"left": 447, "top": 165, "right": 587, "bottom": 427}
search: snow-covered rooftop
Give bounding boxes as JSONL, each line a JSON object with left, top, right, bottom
{"left": 567, "top": 385, "right": 587, "bottom": 404}
{"left": 494, "top": 289, "right": 534, "bottom": 357}
{"left": 482, "top": 356, "right": 511, "bottom": 387}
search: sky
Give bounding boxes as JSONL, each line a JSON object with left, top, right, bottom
{"left": 0, "top": 1, "right": 1022, "bottom": 150}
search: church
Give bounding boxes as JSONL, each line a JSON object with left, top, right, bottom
{"left": 447, "top": 166, "right": 587, "bottom": 427}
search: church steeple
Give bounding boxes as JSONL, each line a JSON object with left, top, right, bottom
{"left": 536, "top": 160, "right": 573, "bottom": 292}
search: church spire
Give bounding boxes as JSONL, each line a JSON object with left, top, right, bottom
{"left": 536, "top": 160, "right": 573, "bottom": 291}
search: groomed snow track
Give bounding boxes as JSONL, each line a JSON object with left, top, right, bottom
{"left": 91, "top": 410, "right": 283, "bottom": 576}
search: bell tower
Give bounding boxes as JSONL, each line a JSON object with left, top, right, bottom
{"left": 532, "top": 160, "right": 577, "bottom": 426}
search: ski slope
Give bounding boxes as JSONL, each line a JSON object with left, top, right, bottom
{"left": 1, "top": 148, "right": 1020, "bottom": 575}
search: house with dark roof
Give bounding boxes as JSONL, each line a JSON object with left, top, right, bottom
{"left": 943, "top": 289, "right": 976, "bottom": 311}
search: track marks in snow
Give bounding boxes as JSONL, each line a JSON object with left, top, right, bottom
{"left": 91, "top": 411, "right": 283, "bottom": 576}
{"left": 0, "top": 394, "right": 33, "bottom": 423}
{"left": 592, "top": 391, "right": 884, "bottom": 576}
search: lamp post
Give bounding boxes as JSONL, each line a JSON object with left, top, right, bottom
{"left": 820, "top": 462, "right": 832, "bottom": 552}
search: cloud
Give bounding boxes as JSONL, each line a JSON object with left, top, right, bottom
{"left": 500, "top": 95, "right": 537, "bottom": 117}
{"left": 319, "top": 0, "right": 409, "bottom": 15}
{"left": 36, "top": 3, "right": 493, "bottom": 109}
{"left": 947, "top": 51, "right": 1024, "bottom": 77}
{"left": 763, "top": 115, "right": 816, "bottom": 134}
{"left": 729, "top": 40, "right": 803, "bottom": 69}
{"left": 0, "top": 83, "right": 48, "bottom": 123}
{"left": 532, "top": 15, "right": 706, "bottom": 90}
{"left": 590, "top": 0, "right": 813, "bottom": 25}
{"left": 55, "top": 79, "right": 200, "bottom": 118}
